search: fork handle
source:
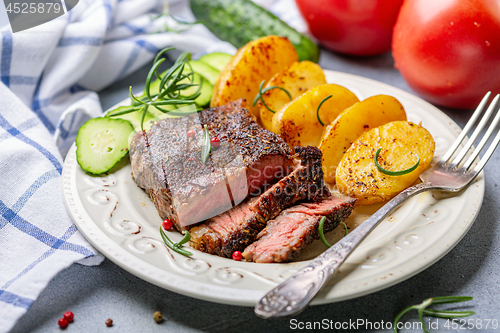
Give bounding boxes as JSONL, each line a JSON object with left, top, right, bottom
{"left": 254, "top": 182, "right": 434, "bottom": 319}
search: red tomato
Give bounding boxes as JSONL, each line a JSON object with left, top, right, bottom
{"left": 295, "top": 0, "right": 404, "bottom": 56}
{"left": 392, "top": 0, "right": 500, "bottom": 109}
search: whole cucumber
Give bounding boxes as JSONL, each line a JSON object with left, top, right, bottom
{"left": 190, "top": 0, "right": 320, "bottom": 63}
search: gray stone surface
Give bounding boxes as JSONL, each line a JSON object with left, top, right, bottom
{"left": 10, "top": 50, "right": 500, "bottom": 333}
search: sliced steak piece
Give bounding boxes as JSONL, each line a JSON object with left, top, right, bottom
{"left": 242, "top": 194, "right": 356, "bottom": 263}
{"left": 189, "top": 146, "right": 326, "bottom": 257}
{"left": 129, "top": 99, "right": 292, "bottom": 231}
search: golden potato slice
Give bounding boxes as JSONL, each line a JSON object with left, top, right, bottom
{"left": 258, "top": 61, "right": 326, "bottom": 130}
{"left": 319, "top": 94, "right": 407, "bottom": 183}
{"left": 336, "top": 121, "right": 435, "bottom": 205}
{"left": 271, "top": 84, "right": 359, "bottom": 146}
{"left": 211, "top": 35, "right": 298, "bottom": 118}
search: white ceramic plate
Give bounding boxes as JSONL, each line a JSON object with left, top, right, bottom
{"left": 62, "top": 70, "right": 484, "bottom": 306}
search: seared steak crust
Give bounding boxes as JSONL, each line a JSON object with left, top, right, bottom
{"left": 129, "top": 100, "right": 292, "bottom": 230}
{"left": 189, "top": 146, "right": 325, "bottom": 257}
{"left": 242, "top": 194, "right": 356, "bottom": 263}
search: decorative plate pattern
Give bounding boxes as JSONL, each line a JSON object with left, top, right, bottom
{"left": 62, "top": 70, "right": 484, "bottom": 306}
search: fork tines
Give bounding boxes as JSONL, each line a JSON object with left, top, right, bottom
{"left": 440, "top": 91, "right": 500, "bottom": 173}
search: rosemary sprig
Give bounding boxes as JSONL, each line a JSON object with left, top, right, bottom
{"left": 316, "top": 94, "right": 333, "bottom": 126}
{"left": 107, "top": 47, "right": 202, "bottom": 128}
{"left": 375, "top": 148, "right": 420, "bottom": 176}
{"left": 159, "top": 227, "right": 193, "bottom": 257}
{"left": 201, "top": 124, "right": 211, "bottom": 163}
{"left": 394, "top": 296, "right": 474, "bottom": 333}
{"left": 252, "top": 80, "right": 292, "bottom": 113}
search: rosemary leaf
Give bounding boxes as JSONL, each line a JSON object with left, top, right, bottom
{"left": 176, "top": 231, "right": 191, "bottom": 247}
{"left": 185, "top": 61, "right": 196, "bottom": 84}
{"left": 393, "top": 306, "right": 418, "bottom": 333}
{"left": 152, "top": 46, "right": 175, "bottom": 77}
{"left": 422, "top": 309, "right": 475, "bottom": 318}
{"left": 428, "top": 296, "right": 473, "bottom": 304}
{"left": 151, "top": 99, "right": 196, "bottom": 106}
{"left": 140, "top": 105, "right": 148, "bottom": 131}
{"left": 201, "top": 124, "right": 211, "bottom": 163}
{"left": 157, "top": 61, "right": 183, "bottom": 96}
{"left": 129, "top": 86, "right": 147, "bottom": 106}
{"left": 160, "top": 227, "right": 193, "bottom": 257}
{"left": 107, "top": 106, "right": 142, "bottom": 117}
{"left": 418, "top": 298, "right": 433, "bottom": 333}
{"left": 145, "top": 58, "right": 166, "bottom": 101}
{"left": 175, "top": 83, "right": 199, "bottom": 90}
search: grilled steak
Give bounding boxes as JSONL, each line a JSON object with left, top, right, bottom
{"left": 189, "top": 146, "right": 325, "bottom": 257}
{"left": 242, "top": 194, "right": 356, "bottom": 263}
{"left": 129, "top": 99, "right": 292, "bottom": 230}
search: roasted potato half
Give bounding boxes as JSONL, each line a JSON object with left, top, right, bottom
{"left": 336, "top": 121, "right": 435, "bottom": 205}
{"left": 258, "top": 61, "right": 326, "bottom": 130}
{"left": 211, "top": 35, "right": 298, "bottom": 118}
{"left": 271, "top": 84, "right": 359, "bottom": 147}
{"left": 319, "top": 94, "right": 407, "bottom": 183}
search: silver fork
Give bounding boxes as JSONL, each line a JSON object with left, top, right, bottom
{"left": 255, "top": 91, "right": 500, "bottom": 319}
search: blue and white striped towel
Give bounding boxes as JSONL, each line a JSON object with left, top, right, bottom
{"left": 0, "top": 0, "right": 304, "bottom": 331}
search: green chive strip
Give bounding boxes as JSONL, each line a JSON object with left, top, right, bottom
{"left": 340, "top": 221, "right": 348, "bottom": 236}
{"left": 252, "top": 80, "right": 292, "bottom": 114}
{"left": 374, "top": 148, "right": 420, "bottom": 176}
{"left": 159, "top": 227, "right": 193, "bottom": 257}
{"left": 316, "top": 94, "right": 333, "bottom": 126}
{"left": 318, "top": 216, "right": 332, "bottom": 248}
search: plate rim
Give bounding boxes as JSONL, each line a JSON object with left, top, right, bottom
{"left": 62, "top": 69, "right": 485, "bottom": 306}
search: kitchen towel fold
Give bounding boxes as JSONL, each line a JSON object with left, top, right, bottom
{"left": 0, "top": 0, "right": 304, "bottom": 331}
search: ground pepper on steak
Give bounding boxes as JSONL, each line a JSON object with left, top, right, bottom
{"left": 129, "top": 99, "right": 292, "bottom": 231}
{"left": 242, "top": 193, "right": 357, "bottom": 263}
{"left": 189, "top": 146, "right": 326, "bottom": 257}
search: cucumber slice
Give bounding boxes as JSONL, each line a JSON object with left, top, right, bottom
{"left": 187, "top": 60, "right": 220, "bottom": 85}
{"left": 106, "top": 106, "right": 154, "bottom": 131}
{"left": 148, "top": 104, "right": 200, "bottom": 119}
{"left": 147, "top": 104, "right": 179, "bottom": 118}
{"left": 198, "top": 53, "right": 232, "bottom": 71}
{"left": 76, "top": 118, "right": 134, "bottom": 175}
